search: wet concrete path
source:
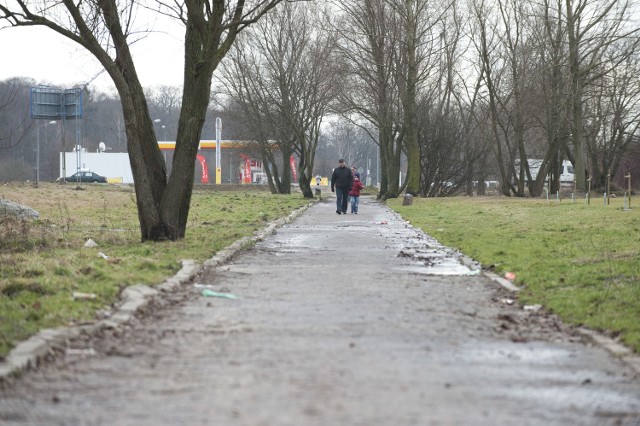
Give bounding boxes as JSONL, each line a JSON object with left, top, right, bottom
{"left": 1, "top": 197, "right": 639, "bottom": 425}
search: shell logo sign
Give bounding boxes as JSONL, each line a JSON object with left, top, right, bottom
{"left": 196, "top": 154, "right": 209, "bottom": 183}
{"left": 290, "top": 155, "right": 297, "bottom": 182}
{"left": 159, "top": 142, "right": 267, "bottom": 184}
{"left": 240, "top": 154, "right": 252, "bottom": 184}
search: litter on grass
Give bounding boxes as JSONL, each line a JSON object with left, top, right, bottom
{"left": 73, "top": 292, "right": 97, "bottom": 301}
{"left": 66, "top": 348, "right": 97, "bottom": 357}
{"left": 194, "top": 283, "right": 216, "bottom": 289}
{"left": 523, "top": 304, "right": 542, "bottom": 312}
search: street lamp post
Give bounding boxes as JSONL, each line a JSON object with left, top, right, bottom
{"left": 153, "top": 119, "right": 161, "bottom": 141}
{"left": 36, "top": 120, "right": 56, "bottom": 188}
{"left": 216, "top": 117, "right": 222, "bottom": 184}
{"left": 153, "top": 119, "right": 166, "bottom": 163}
{"left": 376, "top": 143, "right": 380, "bottom": 187}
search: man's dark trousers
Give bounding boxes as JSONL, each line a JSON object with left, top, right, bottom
{"left": 336, "top": 187, "right": 349, "bottom": 213}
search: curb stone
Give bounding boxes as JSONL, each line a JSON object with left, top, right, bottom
{"left": 0, "top": 260, "right": 198, "bottom": 382}
{"left": 0, "top": 200, "right": 316, "bottom": 382}
{"left": 482, "top": 271, "right": 522, "bottom": 292}
{"left": 483, "top": 268, "right": 640, "bottom": 376}
{"left": 202, "top": 200, "right": 315, "bottom": 268}
{"left": 576, "top": 327, "right": 640, "bottom": 375}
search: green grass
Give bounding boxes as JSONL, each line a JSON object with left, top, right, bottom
{"left": 0, "top": 183, "right": 311, "bottom": 357}
{"left": 388, "top": 195, "right": 640, "bottom": 352}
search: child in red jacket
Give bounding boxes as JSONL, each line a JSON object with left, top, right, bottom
{"left": 349, "top": 177, "right": 364, "bottom": 214}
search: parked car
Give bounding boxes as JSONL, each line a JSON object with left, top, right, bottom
{"left": 63, "top": 171, "right": 107, "bottom": 183}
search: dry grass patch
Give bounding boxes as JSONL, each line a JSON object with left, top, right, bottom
{"left": 0, "top": 182, "right": 310, "bottom": 357}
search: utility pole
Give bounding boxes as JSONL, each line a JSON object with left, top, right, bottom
{"left": 216, "top": 117, "right": 222, "bottom": 184}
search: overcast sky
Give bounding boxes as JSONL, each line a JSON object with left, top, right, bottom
{"left": 0, "top": 15, "right": 186, "bottom": 93}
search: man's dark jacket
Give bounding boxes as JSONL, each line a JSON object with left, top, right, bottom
{"left": 331, "top": 166, "right": 353, "bottom": 191}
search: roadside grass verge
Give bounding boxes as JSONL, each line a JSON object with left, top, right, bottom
{"left": 0, "top": 182, "right": 311, "bottom": 358}
{"left": 387, "top": 196, "right": 640, "bottom": 353}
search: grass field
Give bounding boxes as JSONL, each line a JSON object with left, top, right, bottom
{"left": 387, "top": 195, "right": 640, "bottom": 353}
{"left": 0, "top": 182, "right": 311, "bottom": 358}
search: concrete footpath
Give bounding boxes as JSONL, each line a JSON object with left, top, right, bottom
{"left": 0, "top": 196, "right": 639, "bottom": 425}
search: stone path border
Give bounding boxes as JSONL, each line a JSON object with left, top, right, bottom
{"left": 484, "top": 261, "right": 640, "bottom": 375}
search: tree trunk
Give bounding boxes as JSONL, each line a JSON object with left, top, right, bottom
{"left": 297, "top": 151, "right": 314, "bottom": 198}
{"left": 299, "top": 173, "right": 313, "bottom": 198}
{"left": 97, "top": 3, "right": 168, "bottom": 241}
{"left": 0, "top": 0, "right": 285, "bottom": 241}
{"left": 280, "top": 146, "right": 293, "bottom": 194}
{"left": 403, "top": 0, "right": 420, "bottom": 196}
{"left": 565, "top": 0, "right": 587, "bottom": 192}
{"left": 382, "top": 131, "right": 402, "bottom": 200}
{"left": 124, "top": 102, "right": 168, "bottom": 241}
{"left": 151, "top": 18, "right": 217, "bottom": 240}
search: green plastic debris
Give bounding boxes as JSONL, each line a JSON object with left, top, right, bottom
{"left": 201, "top": 289, "right": 240, "bottom": 299}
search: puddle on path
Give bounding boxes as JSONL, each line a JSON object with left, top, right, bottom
{"left": 395, "top": 233, "right": 481, "bottom": 276}
{"left": 398, "top": 262, "right": 480, "bottom": 276}
{"left": 261, "top": 210, "right": 481, "bottom": 276}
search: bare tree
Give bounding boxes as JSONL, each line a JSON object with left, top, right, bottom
{"left": 415, "top": 0, "right": 480, "bottom": 197}
{"left": 0, "top": 0, "right": 286, "bottom": 241}
{"left": 0, "top": 79, "right": 27, "bottom": 149}
{"left": 147, "top": 85, "right": 182, "bottom": 141}
{"left": 323, "top": 119, "right": 360, "bottom": 165}
{"left": 335, "top": 0, "right": 404, "bottom": 200}
{"left": 471, "top": 0, "right": 517, "bottom": 195}
{"left": 221, "top": 2, "right": 338, "bottom": 198}
{"left": 220, "top": 38, "right": 294, "bottom": 194}
{"left": 584, "top": 42, "right": 640, "bottom": 189}
{"left": 467, "top": 0, "right": 637, "bottom": 197}
{"left": 390, "top": 0, "right": 448, "bottom": 196}
{"left": 498, "top": 0, "right": 533, "bottom": 196}
{"left": 471, "top": 0, "right": 553, "bottom": 197}
{"left": 395, "top": 0, "right": 420, "bottom": 195}
{"left": 320, "top": 118, "right": 377, "bottom": 180}
{"left": 528, "top": 0, "right": 571, "bottom": 195}
{"left": 0, "top": 78, "right": 38, "bottom": 181}
{"left": 564, "top": 0, "right": 640, "bottom": 191}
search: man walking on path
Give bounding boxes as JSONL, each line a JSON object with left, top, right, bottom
{"left": 1, "top": 197, "right": 639, "bottom": 425}
{"left": 331, "top": 158, "right": 353, "bottom": 214}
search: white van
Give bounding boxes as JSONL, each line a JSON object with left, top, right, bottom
{"left": 558, "top": 160, "right": 575, "bottom": 183}
{"left": 519, "top": 159, "right": 574, "bottom": 184}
